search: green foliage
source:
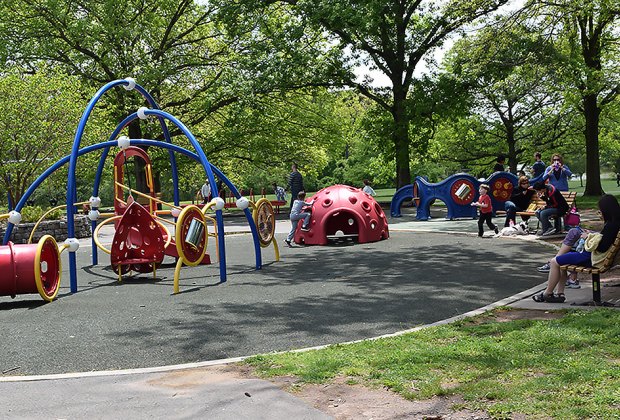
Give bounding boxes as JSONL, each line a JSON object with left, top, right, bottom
{"left": 524, "top": 0, "right": 620, "bottom": 195}
{"left": 244, "top": 0, "right": 512, "bottom": 188}
{"left": 19, "top": 206, "right": 63, "bottom": 223}
{"left": 245, "top": 309, "right": 620, "bottom": 418}
{"left": 442, "top": 20, "right": 576, "bottom": 175}
{"left": 0, "top": 68, "right": 95, "bottom": 205}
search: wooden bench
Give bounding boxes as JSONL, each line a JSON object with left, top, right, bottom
{"left": 514, "top": 191, "right": 577, "bottom": 229}
{"left": 560, "top": 231, "right": 620, "bottom": 306}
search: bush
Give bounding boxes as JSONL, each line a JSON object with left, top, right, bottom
{"left": 19, "top": 206, "right": 63, "bottom": 223}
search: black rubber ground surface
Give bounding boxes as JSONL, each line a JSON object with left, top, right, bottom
{"left": 0, "top": 228, "right": 549, "bottom": 376}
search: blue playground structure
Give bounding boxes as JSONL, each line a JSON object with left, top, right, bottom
{"left": 2, "top": 78, "right": 270, "bottom": 294}
{"left": 391, "top": 172, "right": 520, "bottom": 220}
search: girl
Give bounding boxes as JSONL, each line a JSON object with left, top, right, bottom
{"left": 533, "top": 194, "right": 620, "bottom": 303}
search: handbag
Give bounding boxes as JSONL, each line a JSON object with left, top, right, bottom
{"left": 564, "top": 205, "right": 580, "bottom": 227}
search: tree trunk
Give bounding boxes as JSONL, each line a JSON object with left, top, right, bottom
{"left": 506, "top": 120, "right": 516, "bottom": 173}
{"left": 582, "top": 93, "right": 604, "bottom": 196}
{"left": 392, "top": 88, "right": 411, "bottom": 189}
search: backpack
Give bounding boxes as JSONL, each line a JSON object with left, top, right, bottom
{"left": 564, "top": 205, "right": 580, "bottom": 228}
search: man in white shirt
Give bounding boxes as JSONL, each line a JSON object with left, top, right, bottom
{"left": 200, "top": 180, "right": 211, "bottom": 204}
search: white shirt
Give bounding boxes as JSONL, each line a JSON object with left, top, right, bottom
{"left": 363, "top": 185, "right": 376, "bottom": 196}
{"left": 201, "top": 182, "right": 211, "bottom": 199}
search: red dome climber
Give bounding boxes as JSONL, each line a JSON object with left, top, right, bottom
{"left": 294, "top": 184, "right": 389, "bottom": 245}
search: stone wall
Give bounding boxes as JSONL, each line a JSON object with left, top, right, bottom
{"left": 0, "top": 216, "right": 91, "bottom": 244}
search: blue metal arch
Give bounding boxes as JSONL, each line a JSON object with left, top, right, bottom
{"left": 8, "top": 78, "right": 263, "bottom": 294}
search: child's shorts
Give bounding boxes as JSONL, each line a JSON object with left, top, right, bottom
{"left": 562, "top": 227, "right": 583, "bottom": 247}
{"left": 556, "top": 251, "right": 592, "bottom": 267}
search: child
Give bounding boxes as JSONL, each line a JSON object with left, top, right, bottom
{"left": 362, "top": 179, "right": 376, "bottom": 196}
{"left": 272, "top": 183, "right": 286, "bottom": 201}
{"left": 286, "top": 191, "right": 314, "bottom": 246}
{"left": 471, "top": 184, "right": 499, "bottom": 237}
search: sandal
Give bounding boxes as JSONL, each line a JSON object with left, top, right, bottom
{"left": 544, "top": 293, "right": 566, "bottom": 303}
{"left": 532, "top": 293, "right": 547, "bottom": 302}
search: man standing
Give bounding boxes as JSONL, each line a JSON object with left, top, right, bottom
{"left": 532, "top": 152, "right": 545, "bottom": 178}
{"left": 200, "top": 179, "right": 211, "bottom": 204}
{"left": 288, "top": 163, "right": 304, "bottom": 211}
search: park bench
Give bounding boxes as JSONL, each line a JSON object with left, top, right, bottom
{"left": 514, "top": 191, "right": 577, "bottom": 230}
{"left": 560, "top": 230, "right": 620, "bottom": 306}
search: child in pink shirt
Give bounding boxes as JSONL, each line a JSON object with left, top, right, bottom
{"left": 471, "top": 184, "right": 499, "bottom": 237}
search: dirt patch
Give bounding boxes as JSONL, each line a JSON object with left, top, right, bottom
{"left": 468, "top": 308, "right": 566, "bottom": 324}
{"left": 266, "top": 375, "right": 493, "bottom": 420}
{"left": 220, "top": 310, "right": 563, "bottom": 419}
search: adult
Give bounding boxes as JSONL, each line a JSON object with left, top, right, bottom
{"left": 200, "top": 179, "right": 211, "bottom": 204}
{"left": 542, "top": 153, "right": 572, "bottom": 191}
{"left": 287, "top": 163, "right": 304, "bottom": 211}
{"left": 616, "top": 172, "right": 620, "bottom": 187}
{"left": 503, "top": 176, "right": 536, "bottom": 227}
{"left": 536, "top": 227, "right": 583, "bottom": 288}
{"left": 532, "top": 181, "right": 569, "bottom": 236}
{"left": 362, "top": 179, "right": 376, "bottom": 196}
{"left": 531, "top": 152, "right": 545, "bottom": 178}
{"left": 533, "top": 194, "right": 620, "bottom": 303}
{"left": 493, "top": 155, "right": 506, "bottom": 172}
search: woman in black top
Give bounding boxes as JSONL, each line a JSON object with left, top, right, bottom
{"left": 533, "top": 194, "right": 620, "bottom": 303}
{"left": 503, "top": 176, "right": 536, "bottom": 227}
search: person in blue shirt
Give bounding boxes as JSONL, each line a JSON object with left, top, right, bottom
{"left": 531, "top": 152, "right": 545, "bottom": 178}
{"left": 542, "top": 153, "right": 572, "bottom": 191}
{"left": 272, "top": 183, "right": 286, "bottom": 201}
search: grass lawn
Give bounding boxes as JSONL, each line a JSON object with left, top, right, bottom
{"left": 245, "top": 308, "right": 620, "bottom": 419}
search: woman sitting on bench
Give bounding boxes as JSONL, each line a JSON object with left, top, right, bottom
{"left": 533, "top": 194, "right": 620, "bottom": 303}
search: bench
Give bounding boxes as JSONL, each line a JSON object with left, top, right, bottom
{"left": 560, "top": 231, "right": 620, "bottom": 306}
{"left": 514, "top": 191, "right": 577, "bottom": 228}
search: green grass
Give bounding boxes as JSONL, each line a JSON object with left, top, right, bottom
{"left": 245, "top": 308, "right": 620, "bottom": 419}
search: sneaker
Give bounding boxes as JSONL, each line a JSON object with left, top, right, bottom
{"left": 300, "top": 226, "right": 310, "bottom": 231}
{"left": 285, "top": 239, "right": 292, "bottom": 247}
{"left": 537, "top": 263, "right": 550, "bottom": 273}
{"left": 541, "top": 228, "right": 556, "bottom": 236}
{"left": 566, "top": 279, "right": 581, "bottom": 289}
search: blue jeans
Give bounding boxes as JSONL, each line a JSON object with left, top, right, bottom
{"left": 287, "top": 212, "right": 311, "bottom": 241}
{"left": 536, "top": 208, "right": 561, "bottom": 232}
{"left": 503, "top": 201, "right": 530, "bottom": 227}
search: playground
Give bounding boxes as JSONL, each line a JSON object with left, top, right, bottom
{"left": 1, "top": 79, "right": 620, "bottom": 419}
{"left": 0, "top": 216, "right": 557, "bottom": 376}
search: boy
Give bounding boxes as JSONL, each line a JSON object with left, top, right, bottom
{"left": 471, "top": 184, "right": 498, "bottom": 237}
{"left": 285, "top": 191, "right": 314, "bottom": 246}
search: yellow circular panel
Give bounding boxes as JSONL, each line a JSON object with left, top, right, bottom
{"left": 253, "top": 198, "right": 276, "bottom": 247}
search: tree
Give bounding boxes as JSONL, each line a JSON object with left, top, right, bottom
{"left": 0, "top": 69, "right": 103, "bottom": 205}
{"left": 527, "top": 0, "right": 620, "bottom": 195}
{"left": 0, "top": 0, "right": 340, "bottom": 192}
{"left": 247, "top": 0, "right": 511, "bottom": 188}
{"left": 444, "top": 21, "right": 574, "bottom": 173}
